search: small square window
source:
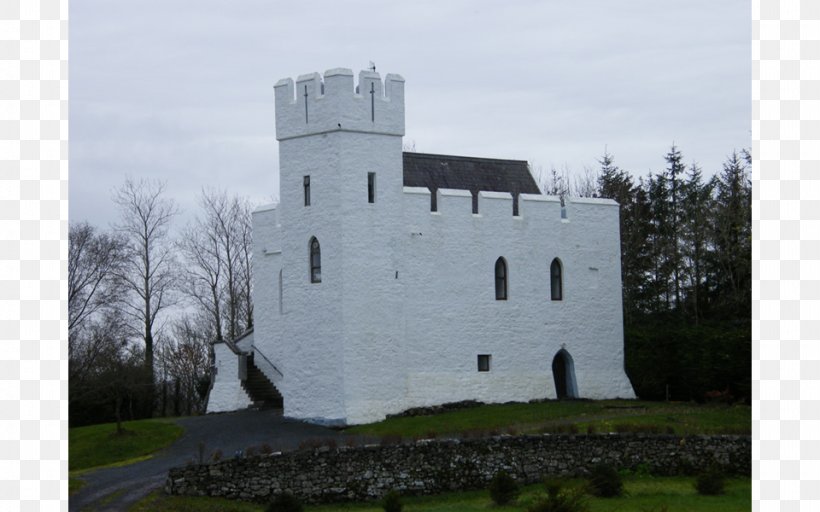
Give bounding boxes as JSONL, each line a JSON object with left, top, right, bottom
{"left": 477, "top": 354, "right": 491, "bottom": 372}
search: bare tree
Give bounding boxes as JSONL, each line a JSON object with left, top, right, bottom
{"left": 572, "top": 166, "right": 600, "bottom": 198}
{"left": 68, "top": 222, "right": 124, "bottom": 339}
{"left": 112, "top": 177, "right": 179, "bottom": 415}
{"left": 236, "top": 197, "right": 254, "bottom": 331}
{"left": 69, "top": 309, "right": 148, "bottom": 430}
{"left": 178, "top": 216, "right": 225, "bottom": 342}
{"left": 157, "top": 315, "right": 212, "bottom": 416}
{"left": 197, "top": 190, "right": 254, "bottom": 340}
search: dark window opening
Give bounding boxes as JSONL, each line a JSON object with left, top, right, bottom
{"left": 310, "top": 237, "right": 321, "bottom": 283}
{"left": 513, "top": 193, "right": 519, "bottom": 216}
{"left": 278, "top": 269, "right": 283, "bottom": 314}
{"left": 551, "top": 258, "right": 563, "bottom": 300}
{"left": 495, "top": 257, "right": 507, "bottom": 300}
{"left": 303, "top": 175, "right": 311, "bottom": 207}
{"left": 472, "top": 191, "right": 479, "bottom": 214}
{"left": 430, "top": 187, "right": 438, "bottom": 212}
{"left": 478, "top": 354, "right": 491, "bottom": 372}
{"left": 368, "top": 172, "right": 376, "bottom": 203}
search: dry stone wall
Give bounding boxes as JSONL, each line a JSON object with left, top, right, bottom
{"left": 165, "top": 434, "right": 750, "bottom": 504}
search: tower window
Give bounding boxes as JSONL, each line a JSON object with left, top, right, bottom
{"left": 303, "top": 175, "right": 311, "bottom": 206}
{"left": 495, "top": 257, "right": 507, "bottom": 300}
{"left": 551, "top": 258, "right": 563, "bottom": 301}
{"left": 477, "top": 354, "right": 491, "bottom": 372}
{"left": 310, "top": 237, "right": 321, "bottom": 283}
{"left": 368, "top": 172, "right": 376, "bottom": 203}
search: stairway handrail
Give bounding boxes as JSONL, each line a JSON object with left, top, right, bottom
{"left": 250, "top": 346, "right": 284, "bottom": 381}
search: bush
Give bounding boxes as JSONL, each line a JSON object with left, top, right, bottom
{"left": 489, "top": 470, "right": 520, "bottom": 505}
{"left": 694, "top": 466, "right": 726, "bottom": 495}
{"left": 528, "top": 480, "right": 588, "bottom": 512}
{"left": 587, "top": 463, "right": 624, "bottom": 497}
{"left": 382, "top": 490, "right": 402, "bottom": 512}
{"left": 266, "top": 492, "right": 303, "bottom": 512}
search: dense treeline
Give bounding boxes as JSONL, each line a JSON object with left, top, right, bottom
{"left": 544, "top": 146, "right": 751, "bottom": 402}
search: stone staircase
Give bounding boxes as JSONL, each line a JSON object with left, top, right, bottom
{"left": 240, "top": 353, "right": 283, "bottom": 409}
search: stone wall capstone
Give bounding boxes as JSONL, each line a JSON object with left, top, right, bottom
{"left": 165, "top": 434, "right": 751, "bottom": 504}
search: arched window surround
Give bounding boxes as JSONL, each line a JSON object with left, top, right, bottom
{"left": 550, "top": 258, "right": 563, "bottom": 301}
{"left": 309, "top": 237, "right": 321, "bottom": 283}
{"left": 495, "top": 257, "right": 508, "bottom": 300}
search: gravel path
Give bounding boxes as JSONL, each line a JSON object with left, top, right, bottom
{"left": 70, "top": 408, "right": 347, "bottom": 512}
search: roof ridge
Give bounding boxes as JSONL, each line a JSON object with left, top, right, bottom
{"left": 403, "top": 152, "right": 529, "bottom": 164}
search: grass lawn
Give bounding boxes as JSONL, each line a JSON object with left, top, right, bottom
{"left": 344, "top": 400, "right": 750, "bottom": 439}
{"left": 70, "top": 418, "right": 184, "bottom": 473}
{"left": 130, "top": 476, "right": 751, "bottom": 511}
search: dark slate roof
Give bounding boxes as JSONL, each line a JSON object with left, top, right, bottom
{"left": 402, "top": 152, "right": 541, "bottom": 195}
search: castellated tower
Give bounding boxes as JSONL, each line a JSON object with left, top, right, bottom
{"left": 271, "top": 69, "right": 407, "bottom": 424}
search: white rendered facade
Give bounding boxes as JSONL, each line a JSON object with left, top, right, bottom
{"left": 207, "top": 68, "right": 635, "bottom": 424}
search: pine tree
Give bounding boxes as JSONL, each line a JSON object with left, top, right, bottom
{"left": 647, "top": 172, "right": 673, "bottom": 313}
{"left": 711, "top": 151, "right": 752, "bottom": 319}
{"left": 681, "top": 163, "right": 715, "bottom": 324}
{"left": 596, "top": 151, "right": 652, "bottom": 324}
{"left": 664, "top": 145, "right": 686, "bottom": 312}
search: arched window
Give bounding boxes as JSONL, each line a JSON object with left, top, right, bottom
{"left": 550, "top": 258, "right": 563, "bottom": 301}
{"left": 309, "top": 237, "right": 321, "bottom": 283}
{"left": 495, "top": 257, "right": 507, "bottom": 300}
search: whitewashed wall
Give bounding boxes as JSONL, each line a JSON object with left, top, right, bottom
{"left": 206, "top": 342, "right": 252, "bottom": 413}
{"left": 243, "top": 67, "right": 635, "bottom": 426}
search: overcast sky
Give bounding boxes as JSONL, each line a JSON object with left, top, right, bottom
{"left": 70, "top": 0, "right": 750, "bottom": 228}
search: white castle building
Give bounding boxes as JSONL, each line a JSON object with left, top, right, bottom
{"left": 206, "top": 68, "right": 635, "bottom": 425}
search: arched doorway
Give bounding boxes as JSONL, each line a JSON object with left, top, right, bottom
{"left": 552, "top": 349, "right": 578, "bottom": 399}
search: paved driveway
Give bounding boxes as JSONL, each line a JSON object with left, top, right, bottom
{"left": 70, "top": 409, "right": 351, "bottom": 512}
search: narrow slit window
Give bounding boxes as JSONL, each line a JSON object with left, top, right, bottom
{"left": 310, "top": 237, "right": 321, "bottom": 283}
{"left": 472, "top": 191, "right": 479, "bottom": 214}
{"left": 303, "top": 176, "right": 311, "bottom": 207}
{"left": 278, "top": 269, "right": 283, "bottom": 314}
{"left": 513, "top": 193, "right": 519, "bottom": 216}
{"left": 368, "top": 172, "right": 376, "bottom": 203}
{"left": 477, "top": 354, "right": 491, "bottom": 372}
{"left": 551, "top": 258, "right": 563, "bottom": 301}
{"left": 495, "top": 257, "right": 508, "bottom": 300}
{"left": 430, "top": 188, "right": 437, "bottom": 212}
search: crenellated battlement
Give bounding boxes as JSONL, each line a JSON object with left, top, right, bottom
{"left": 403, "top": 186, "right": 618, "bottom": 223}
{"left": 274, "top": 68, "right": 405, "bottom": 141}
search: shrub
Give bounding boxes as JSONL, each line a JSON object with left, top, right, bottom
{"left": 694, "top": 466, "right": 726, "bottom": 495}
{"left": 260, "top": 443, "right": 273, "bottom": 455}
{"left": 587, "top": 463, "right": 624, "bottom": 497}
{"left": 382, "top": 490, "right": 402, "bottom": 512}
{"left": 266, "top": 492, "right": 303, "bottom": 512}
{"left": 245, "top": 445, "right": 258, "bottom": 457}
{"left": 528, "top": 480, "right": 588, "bottom": 512}
{"left": 489, "top": 470, "right": 520, "bottom": 505}
{"left": 210, "top": 449, "right": 223, "bottom": 462}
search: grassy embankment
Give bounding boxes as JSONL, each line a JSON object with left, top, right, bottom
{"left": 69, "top": 419, "right": 184, "bottom": 494}
{"left": 344, "top": 399, "right": 751, "bottom": 439}
{"left": 133, "top": 476, "right": 751, "bottom": 511}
